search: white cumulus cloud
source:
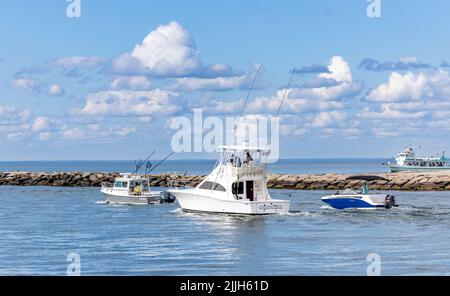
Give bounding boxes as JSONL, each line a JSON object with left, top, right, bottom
{"left": 62, "top": 128, "right": 85, "bottom": 140}
{"left": 319, "top": 56, "right": 353, "bottom": 83}
{"left": 110, "top": 76, "right": 151, "bottom": 90}
{"left": 11, "top": 77, "right": 42, "bottom": 95}
{"left": 130, "top": 21, "right": 200, "bottom": 77}
{"left": 31, "top": 116, "right": 50, "bottom": 132}
{"left": 0, "top": 106, "right": 32, "bottom": 125}
{"left": 48, "top": 84, "right": 65, "bottom": 96}
{"left": 172, "top": 74, "right": 252, "bottom": 91}
{"left": 311, "top": 111, "right": 347, "bottom": 128}
{"left": 38, "top": 132, "right": 52, "bottom": 141}
{"left": 367, "top": 72, "right": 428, "bottom": 102}
{"left": 76, "top": 89, "right": 182, "bottom": 116}
{"left": 112, "top": 21, "right": 243, "bottom": 83}
{"left": 53, "top": 56, "right": 107, "bottom": 68}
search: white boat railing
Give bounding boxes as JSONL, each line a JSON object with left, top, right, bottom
{"left": 232, "top": 164, "right": 266, "bottom": 177}
{"left": 101, "top": 182, "right": 113, "bottom": 189}
{"left": 167, "top": 179, "right": 194, "bottom": 190}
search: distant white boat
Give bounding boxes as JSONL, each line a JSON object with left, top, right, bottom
{"left": 385, "top": 146, "right": 450, "bottom": 172}
{"left": 101, "top": 174, "right": 175, "bottom": 205}
{"left": 168, "top": 145, "right": 290, "bottom": 215}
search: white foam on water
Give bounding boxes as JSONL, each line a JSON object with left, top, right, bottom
{"left": 282, "top": 211, "right": 318, "bottom": 217}
{"left": 169, "top": 207, "right": 185, "bottom": 214}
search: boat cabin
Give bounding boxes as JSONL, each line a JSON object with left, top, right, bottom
{"left": 196, "top": 145, "right": 272, "bottom": 202}
{"left": 395, "top": 147, "right": 448, "bottom": 167}
{"left": 111, "top": 174, "right": 150, "bottom": 195}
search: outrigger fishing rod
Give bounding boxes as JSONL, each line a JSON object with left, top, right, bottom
{"left": 233, "top": 64, "right": 263, "bottom": 139}
{"left": 132, "top": 150, "right": 156, "bottom": 175}
{"left": 276, "top": 67, "right": 296, "bottom": 118}
{"left": 267, "top": 67, "right": 296, "bottom": 142}
{"left": 145, "top": 151, "right": 175, "bottom": 176}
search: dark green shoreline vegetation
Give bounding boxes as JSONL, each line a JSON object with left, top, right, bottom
{"left": 1, "top": 171, "right": 450, "bottom": 191}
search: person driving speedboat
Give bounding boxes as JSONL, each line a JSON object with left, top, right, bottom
{"left": 361, "top": 183, "right": 369, "bottom": 195}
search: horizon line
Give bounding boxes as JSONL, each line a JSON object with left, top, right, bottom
{"left": 0, "top": 157, "right": 393, "bottom": 162}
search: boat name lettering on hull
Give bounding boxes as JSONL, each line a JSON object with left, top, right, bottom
{"left": 259, "top": 204, "right": 283, "bottom": 211}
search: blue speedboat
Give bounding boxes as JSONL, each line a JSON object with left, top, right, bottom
{"left": 321, "top": 175, "right": 397, "bottom": 210}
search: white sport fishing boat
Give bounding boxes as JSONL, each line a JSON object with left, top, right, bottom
{"left": 169, "top": 145, "right": 290, "bottom": 215}
{"left": 101, "top": 174, "right": 172, "bottom": 205}
{"left": 100, "top": 152, "right": 176, "bottom": 205}
{"left": 321, "top": 176, "right": 398, "bottom": 210}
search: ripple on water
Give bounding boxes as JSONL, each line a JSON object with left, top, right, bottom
{"left": 2, "top": 186, "right": 450, "bottom": 275}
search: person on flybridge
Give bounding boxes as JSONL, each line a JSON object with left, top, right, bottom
{"left": 244, "top": 151, "right": 254, "bottom": 165}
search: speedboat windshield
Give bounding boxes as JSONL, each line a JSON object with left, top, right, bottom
{"left": 342, "top": 188, "right": 358, "bottom": 195}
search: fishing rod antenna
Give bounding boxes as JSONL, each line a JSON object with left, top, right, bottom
{"left": 132, "top": 150, "right": 156, "bottom": 175}
{"left": 146, "top": 152, "right": 175, "bottom": 175}
{"left": 233, "top": 64, "right": 263, "bottom": 141}
{"left": 268, "top": 67, "right": 296, "bottom": 142}
{"left": 275, "top": 67, "right": 296, "bottom": 118}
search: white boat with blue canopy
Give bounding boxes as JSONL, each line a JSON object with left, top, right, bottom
{"left": 321, "top": 175, "right": 398, "bottom": 210}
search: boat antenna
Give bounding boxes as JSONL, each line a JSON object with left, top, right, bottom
{"left": 233, "top": 64, "right": 263, "bottom": 140}
{"left": 268, "top": 67, "right": 296, "bottom": 142}
{"left": 144, "top": 160, "right": 153, "bottom": 176}
{"left": 132, "top": 150, "right": 156, "bottom": 175}
{"left": 275, "top": 67, "right": 296, "bottom": 118}
{"left": 146, "top": 152, "right": 175, "bottom": 175}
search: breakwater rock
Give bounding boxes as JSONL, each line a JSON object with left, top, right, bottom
{"left": 1, "top": 171, "right": 450, "bottom": 191}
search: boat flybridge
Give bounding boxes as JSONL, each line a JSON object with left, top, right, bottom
{"left": 168, "top": 145, "right": 291, "bottom": 215}
{"left": 321, "top": 175, "right": 398, "bottom": 210}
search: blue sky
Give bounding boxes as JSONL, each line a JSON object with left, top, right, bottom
{"left": 1, "top": 0, "right": 450, "bottom": 160}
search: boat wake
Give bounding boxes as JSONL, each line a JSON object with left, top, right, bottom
{"left": 281, "top": 210, "right": 320, "bottom": 217}
{"left": 170, "top": 208, "right": 184, "bottom": 214}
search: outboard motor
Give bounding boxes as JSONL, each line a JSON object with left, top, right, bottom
{"left": 384, "top": 195, "right": 395, "bottom": 209}
{"left": 159, "top": 191, "right": 176, "bottom": 204}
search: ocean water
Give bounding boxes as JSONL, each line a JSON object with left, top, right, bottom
{"left": 0, "top": 158, "right": 391, "bottom": 175}
{"left": 1, "top": 185, "right": 450, "bottom": 275}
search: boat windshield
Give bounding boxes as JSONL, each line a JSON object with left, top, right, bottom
{"left": 219, "top": 147, "right": 270, "bottom": 167}
{"left": 114, "top": 181, "right": 128, "bottom": 188}
{"left": 341, "top": 188, "right": 358, "bottom": 195}
{"left": 129, "top": 180, "right": 149, "bottom": 192}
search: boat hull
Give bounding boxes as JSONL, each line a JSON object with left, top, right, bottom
{"left": 321, "top": 194, "right": 392, "bottom": 210}
{"left": 101, "top": 189, "right": 163, "bottom": 205}
{"left": 388, "top": 165, "right": 450, "bottom": 173}
{"left": 103, "top": 194, "right": 154, "bottom": 205}
{"left": 321, "top": 197, "right": 377, "bottom": 210}
{"left": 169, "top": 189, "right": 290, "bottom": 215}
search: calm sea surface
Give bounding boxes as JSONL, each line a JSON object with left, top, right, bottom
{"left": 0, "top": 158, "right": 391, "bottom": 175}
{"left": 1, "top": 160, "right": 450, "bottom": 275}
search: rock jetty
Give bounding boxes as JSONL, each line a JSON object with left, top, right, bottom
{"left": 1, "top": 171, "right": 450, "bottom": 191}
